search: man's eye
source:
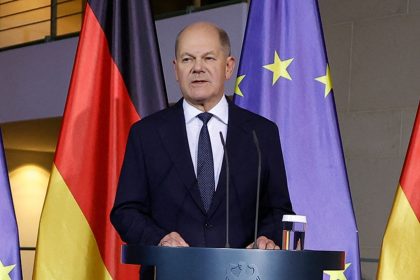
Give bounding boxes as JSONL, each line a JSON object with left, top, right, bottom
{"left": 182, "top": 57, "right": 191, "bottom": 62}
{"left": 205, "top": 57, "right": 215, "bottom": 61}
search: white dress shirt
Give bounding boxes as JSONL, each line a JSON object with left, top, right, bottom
{"left": 183, "top": 97, "right": 228, "bottom": 189}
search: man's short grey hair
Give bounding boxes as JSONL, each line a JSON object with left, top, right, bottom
{"left": 174, "top": 23, "right": 231, "bottom": 57}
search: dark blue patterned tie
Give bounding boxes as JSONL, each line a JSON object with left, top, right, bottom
{"left": 197, "top": 112, "right": 215, "bottom": 212}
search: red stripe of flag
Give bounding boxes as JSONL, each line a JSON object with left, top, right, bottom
{"left": 400, "top": 103, "right": 420, "bottom": 221}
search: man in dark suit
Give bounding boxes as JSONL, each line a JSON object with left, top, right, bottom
{"left": 111, "top": 21, "right": 294, "bottom": 278}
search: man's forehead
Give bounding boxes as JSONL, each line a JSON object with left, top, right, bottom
{"left": 181, "top": 23, "right": 220, "bottom": 42}
{"left": 181, "top": 22, "right": 218, "bottom": 36}
{"left": 177, "top": 35, "right": 222, "bottom": 56}
{"left": 175, "top": 22, "right": 230, "bottom": 58}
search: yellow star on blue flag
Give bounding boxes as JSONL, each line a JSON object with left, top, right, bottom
{"left": 263, "top": 51, "right": 293, "bottom": 85}
{"left": 324, "top": 263, "right": 351, "bottom": 280}
{"left": 235, "top": 75, "right": 246, "bottom": 96}
{"left": 315, "top": 64, "right": 333, "bottom": 97}
{"left": 0, "top": 260, "right": 16, "bottom": 280}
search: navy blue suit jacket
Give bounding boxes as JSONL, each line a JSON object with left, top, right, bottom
{"left": 111, "top": 98, "right": 293, "bottom": 276}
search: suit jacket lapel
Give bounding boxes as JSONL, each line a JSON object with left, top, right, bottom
{"left": 207, "top": 101, "right": 251, "bottom": 218}
{"left": 157, "top": 100, "right": 206, "bottom": 214}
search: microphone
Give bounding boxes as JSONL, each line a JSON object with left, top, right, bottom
{"left": 219, "top": 131, "right": 230, "bottom": 248}
{"left": 252, "top": 130, "right": 261, "bottom": 249}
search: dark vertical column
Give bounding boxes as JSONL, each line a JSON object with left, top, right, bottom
{"left": 50, "top": 0, "right": 57, "bottom": 38}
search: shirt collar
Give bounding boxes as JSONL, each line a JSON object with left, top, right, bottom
{"left": 183, "top": 96, "right": 229, "bottom": 125}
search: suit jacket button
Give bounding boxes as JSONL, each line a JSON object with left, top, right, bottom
{"left": 204, "top": 223, "right": 213, "bottom": 229}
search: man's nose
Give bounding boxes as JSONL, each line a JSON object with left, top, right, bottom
{"left": 192, "top": 59, "right": 204, "bottom": 72}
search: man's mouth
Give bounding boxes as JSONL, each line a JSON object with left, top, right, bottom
{"left": 191, "top": 80, "right": 208, "bottom": 85}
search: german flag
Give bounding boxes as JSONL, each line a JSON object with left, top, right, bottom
{"left": 33, "top": 0, "right": 167, "bottom": 279}
{"left": 377, "top": 102, "right": 420, "bottom": 279}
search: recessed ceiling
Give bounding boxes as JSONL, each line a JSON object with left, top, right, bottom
{"left": 1, "top": 117, "right": 62, "bottom": 153}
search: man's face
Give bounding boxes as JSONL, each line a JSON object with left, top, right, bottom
{"left": 173, "top": 24, "right": 235, "bottom": 110}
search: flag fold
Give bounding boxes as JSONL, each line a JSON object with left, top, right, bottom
{"left": 33, "top": 0, "right": 167, "bottom": 279}
{"left": 377, "top": 103, "right": 420, "bottom": 279}
{"left": 0, "top": 129, "right": 22, "bottom": 280}
{"left": 234, "top": 1, "right": 361, "bottom": 279}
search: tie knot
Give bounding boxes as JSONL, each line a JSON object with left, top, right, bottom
{"left": 198, "top": 112, "right": 213, "bottom": 125}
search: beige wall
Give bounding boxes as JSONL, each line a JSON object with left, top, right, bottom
{"left": 319, "top": 0, "right": 420, "bottom": 278}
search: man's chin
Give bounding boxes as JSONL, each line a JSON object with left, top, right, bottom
{"left": 188, "top": 90, "right": 212, "bottom": 101}
{"left": 189, "top": 83, "right": 210, "bottom": 92}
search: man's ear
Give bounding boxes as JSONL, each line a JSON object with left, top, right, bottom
{"left": 225, "top": 56, "right": 236, "bottom": 80}
{"left": 173, "top": 59, "right": 179, "bottom": 81}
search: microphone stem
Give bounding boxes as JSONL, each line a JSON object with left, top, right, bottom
{"left": 219, "top": 132, "right": 230, "bottom": 248}
{"left": 252, "top": 131, "right": 261, "bottom": 249}
{"left": 225, "top": 151, "right": 230, "bottom": 248}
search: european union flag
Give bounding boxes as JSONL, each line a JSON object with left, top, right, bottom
{"left": 234, "top": 1, "right": 361, "bottom": 279}
{"left": 0, "top": 129, "right": 22, "bottom": 280}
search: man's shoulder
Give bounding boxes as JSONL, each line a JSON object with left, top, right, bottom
{"left": 131, "top": 101, "right": 181, "bottom": 131}
{"left": 230, "top": 101, "right": 277, "bottom": 130}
